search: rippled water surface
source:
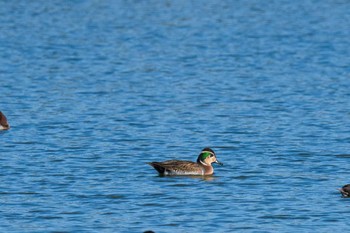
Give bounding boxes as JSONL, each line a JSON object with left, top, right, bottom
{"left": 1, "top": 0, "right": 350, "bottom": 232}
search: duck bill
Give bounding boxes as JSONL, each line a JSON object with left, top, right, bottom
{"left": 215, "top": 160, "right": 223, "bottom": 166}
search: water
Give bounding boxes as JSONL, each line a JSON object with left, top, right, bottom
{"left": 1, "top": 0, "right": 350, "bottom": 232}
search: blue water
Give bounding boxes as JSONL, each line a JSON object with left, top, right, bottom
{"left": 1, "top": 0, "right": 350, "bottom": 232}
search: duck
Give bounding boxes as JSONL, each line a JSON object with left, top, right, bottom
{"left": 148, "top": 148, "right": 223, "bottom": 176}
{"left": 338, "top": 184, "right": 350, "bottom": 197}
{"left": 0, "top": 111, "right": 10, "bottom": 130}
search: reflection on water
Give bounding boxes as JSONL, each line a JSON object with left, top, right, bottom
{"left": 157, "top": 174, "right": 217, "bottom": 182}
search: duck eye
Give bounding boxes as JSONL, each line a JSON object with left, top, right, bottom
{"left": 209, "top": 154, "right": 214, "bottom": 158}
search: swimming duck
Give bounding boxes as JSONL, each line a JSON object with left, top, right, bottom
{"left": 338, "top": 184, "right": 350, "bottom": 197}
{"left": 148, "top": 148, "right": 223, "bottom": 176}
{"left": 0, "top": 111, "right": 10, "bottom": 130}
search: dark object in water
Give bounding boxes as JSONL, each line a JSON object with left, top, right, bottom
{"left": 0, "top": 111, "right": 10, "bottom": 130}
{"left": 338, "top": 184, "right": 350, "bottom": 197}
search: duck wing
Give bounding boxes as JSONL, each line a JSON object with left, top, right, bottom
{"left": 148, "top": 160, "right": 203, "bottom": 175}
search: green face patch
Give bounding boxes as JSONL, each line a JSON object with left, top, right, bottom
{"left": 200, "top": 152, "right": 212, "bottom": 161}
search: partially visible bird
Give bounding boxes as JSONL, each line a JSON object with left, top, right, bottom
{"left": 0, "top": 111, "right": 10, "bottom": 130}
{"left": 338, "top": 184, "right": 350, "bottom": 197}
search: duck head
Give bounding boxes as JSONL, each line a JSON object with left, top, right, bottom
{"left": 197, "top": 148, "right": 223, "bottom": 166}
{"left": 0, "top": 111, "right": 10, "bottom": 130}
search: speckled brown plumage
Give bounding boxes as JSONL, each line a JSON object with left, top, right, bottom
{"left": 148, "top": 148, "right": 222, "bottom": 176}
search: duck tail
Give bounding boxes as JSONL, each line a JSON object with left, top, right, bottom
{"left": 147, "top": 162, "right": 166, "bottom": 174}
